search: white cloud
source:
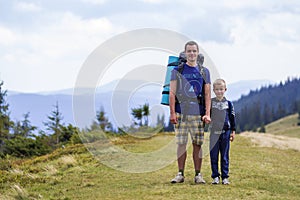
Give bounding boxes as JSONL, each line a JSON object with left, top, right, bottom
{"left": 262, "top": 12, "right": 300, "bottom": 43}
{"left": 202, "top": 40, "right": 300, "bottom": 85}
{"left": 227, "top": 11, "right": 300, "bottom": 45}
{"left": 1, "top": 0, "right": 300, "bottom": 92}
{"left": 38, "top": 12, "right": 116, "bottom": 57}
{"left": 0, "top": 11, "right": 125, "bottom": 92}
{"left": 109, "top": 11, "right": 181, "bottom": 32}
{"left": 138, "top": 0, "right": 165, "bottom": 4}
{"left": 0, "top": 26, "right": 17, "bottom": 45}
{"left": 6, "top": 11, "right": 119, "bottom": 60}
{"left": 2, "top": 54, "right": 15, "bottom": 62}
{"left": 80, "top": 0, "right": 108, "bottom": 5}
{"left": 13, "top": 2, "right": 42, "bottom": 12}
{"left": 220, "top": 0, "right": 265, "bottom": 10}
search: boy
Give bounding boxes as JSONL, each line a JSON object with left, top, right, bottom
{"left": 209, "top": 79, "right": 236, "bottom": 185}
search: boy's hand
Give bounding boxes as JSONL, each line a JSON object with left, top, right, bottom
{"left": 230, "top": 131, "right": 235, "bottom": 142}
{"left": 202, "top": 115, "right": 211, "bottom": 124}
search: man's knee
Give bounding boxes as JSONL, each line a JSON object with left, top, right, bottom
{"left": 192, "top": 143, "right": 202, "bottom": 150}
{"left": 178, "top": 144, "right": 187, "bottom": 150}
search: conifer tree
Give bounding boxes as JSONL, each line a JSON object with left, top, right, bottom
{"left": 0, "top": 81, "right": 13, "bottom": 143}
{"left": 44, "top": 101, "right": 64, "bottom": 145}
{"left": 131, "top": 103, "right": 150, "bottom": 127}
{"left": 142, "top": 103, "right": 150, "bottom": 126}
{"left": 96, "top": 106, "right": 112, "bottom": 131}
{"left": 131, "top": 107, "right": 143, "bottom": 126}
{"left": 13, "top": 112, "right": 36, "bottom": 138}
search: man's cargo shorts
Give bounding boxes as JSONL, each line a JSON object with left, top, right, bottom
{"left": 175, "top": 113, "right": 204, "bottom": 145}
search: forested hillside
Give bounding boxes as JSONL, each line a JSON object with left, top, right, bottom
{"left": 233, "top": 77, "right": 300, "bottom": 132}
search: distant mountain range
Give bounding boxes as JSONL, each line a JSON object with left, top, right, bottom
{"left": 7, "top": 79, "right": 273, "bottom": 131}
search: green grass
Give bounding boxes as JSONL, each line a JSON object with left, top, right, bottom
{"left": 1, "top": 133, "right": 299, "bottom": 200}
{"left": 266, "top": 114, "right": 300, "bottom": 138}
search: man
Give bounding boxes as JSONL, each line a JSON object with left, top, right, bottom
{"left": 169, "top": 41, "right": 211, "bottom": 184}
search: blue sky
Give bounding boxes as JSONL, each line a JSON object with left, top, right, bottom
{"left": 1, "top": 0, "right": 300, "bottom": 93}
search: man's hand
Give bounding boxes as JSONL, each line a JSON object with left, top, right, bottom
{"left": 202, "top": 115, "right": 211, "bottom": 124}
{"left": 170, "top": 113, "right": 178, "bottom": 124}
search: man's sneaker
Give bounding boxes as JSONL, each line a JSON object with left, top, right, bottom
{"left": 194, "top": 173, "right": 206, "bottom": 184}
{"left": 212, "top": 177, "right": 220, "bottom": 184}
{"left": 171, "top": 172, "right": 184, "bottom": 183}
{"left": 222, "top": 178, "right": 230, "bottom": 185}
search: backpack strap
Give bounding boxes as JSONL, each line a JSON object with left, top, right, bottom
{"left": 176, "top": 62, "right": 185, "bottom": 94}
{"left": 227, "top": 100, "right": 236, "bottom": 131}
{"left": 228, "top": 100, "right": 232, "bottom": 113}
{"left": 176, "top": 52, "right": 186, "bottom": 92}
{"left": 197, "top": 54, "right": 207, "bottom": 84}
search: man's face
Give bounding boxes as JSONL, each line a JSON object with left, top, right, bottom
{"left": 185, "top": 45, "right": 198, "bottom": 63}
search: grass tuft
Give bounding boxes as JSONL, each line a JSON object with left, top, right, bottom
{"left": 12, "top": 184, "right": 29, "bottom": 200}
{"left": 43, "top": 164, "right": 58, "bottom": 175}
{"left": 58, "top": 155, "right": 77, "bottom": 168}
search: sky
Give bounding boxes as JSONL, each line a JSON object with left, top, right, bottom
{"left": 1, "top": 0, "right": 300, "bottom": 93}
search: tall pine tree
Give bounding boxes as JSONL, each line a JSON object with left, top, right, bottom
{"left": 13, "top": 112, "right": 36, "bottom": 138}
{"left": 44, "top": 101, "right": 64, "bottom": 146}
{"left": 0, "top": 81, "right": 13, "bottom": 144}
{"left": 96, "top": 106, "right": 112, "bottom": 132}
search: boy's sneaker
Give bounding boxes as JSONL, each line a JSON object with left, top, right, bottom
{"left": 171, "top": 172, "right": 184, "bottom": 183}
{"left": 212, "top": 177, "right": 220, "bottom": 184}
{"left": 222, "top": 178, "right": 230, "bottom": 185}
{"left": 194, "top": 173, "right": 206, "bottom": 184}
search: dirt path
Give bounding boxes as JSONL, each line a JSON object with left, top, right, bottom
{"left": 240, "top": 132, "right": 300, "bottom": 151}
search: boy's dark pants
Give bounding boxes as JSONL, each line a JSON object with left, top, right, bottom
{"left": 209, "top": 130, "right": 231, "bottom": 179}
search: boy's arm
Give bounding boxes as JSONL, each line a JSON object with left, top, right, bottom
{"left": 229, "top": 101, "right": 236, "bottom": 131}
{"left": 229, "top": 101, "right": 236, "bottom": 142}
{"left": 230, "top": 131, "right": 235, "bottom": 142}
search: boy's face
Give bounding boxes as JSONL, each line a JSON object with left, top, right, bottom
{"left": 213, "top": 84, "right": 226, "bottom": 99}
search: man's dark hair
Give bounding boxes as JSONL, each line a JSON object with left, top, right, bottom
{"left": 184, "top": 41, "right": 199, "bottom": 52}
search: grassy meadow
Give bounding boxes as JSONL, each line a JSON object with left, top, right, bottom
{"left": 266, "top": 114, "right": 300, "bottom": 138}
{"left": 0, "top": 115, "right": 300, "bottom": 200}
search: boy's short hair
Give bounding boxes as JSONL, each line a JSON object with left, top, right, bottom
{"left": 185, "top": 41, "right": 199, "bottom": 51}
{"left": 213, "top": 78, "right": 227, "bottom": 88}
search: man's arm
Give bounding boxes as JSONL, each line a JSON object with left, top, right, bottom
{"left": 169, "top": 79, "right": 178, "bottom": 124}
{"left": 202, "top": 83, "right": 211, "bottom": 124}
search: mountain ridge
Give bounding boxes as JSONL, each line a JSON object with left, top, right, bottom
{"left": 7, "top": 79, "right": 273, "bottom": 130}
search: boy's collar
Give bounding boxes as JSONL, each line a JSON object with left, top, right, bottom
{"left": 215, "top": 96, "right": 226, "bottom": 101}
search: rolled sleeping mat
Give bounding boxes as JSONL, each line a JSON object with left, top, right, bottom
{"left": 161, "top": 56, "right": 179, "bottom": 105}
